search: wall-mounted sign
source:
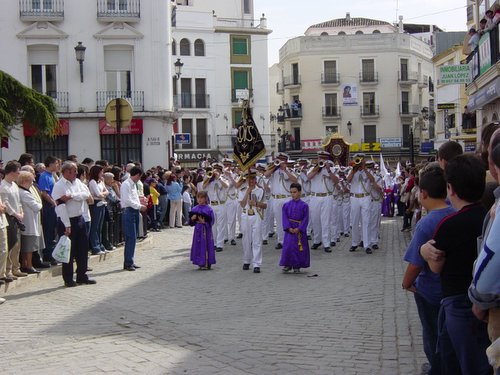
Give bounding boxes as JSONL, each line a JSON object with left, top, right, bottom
{"left": 175, "top": 133, "right": 191, "bottom": 144}
{"left": 439, "top": 65, "right": 471, "bottom": 85}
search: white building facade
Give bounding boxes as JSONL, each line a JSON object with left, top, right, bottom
{"left": 270, "top": 14, "right": 434, "bottom": 159}
{"left": 0, "top": 0, "right": 174, "bottom": 168}
{"left": 171, "top": 0, "right": 272, "bottom": 165}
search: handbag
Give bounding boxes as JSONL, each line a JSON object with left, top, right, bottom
{"left": 52, "top": 235, "right": 71, "bottom": 263}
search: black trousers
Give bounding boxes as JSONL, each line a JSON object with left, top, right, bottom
{"left": 57, "top": 216, "right": 89, "bottom": 283}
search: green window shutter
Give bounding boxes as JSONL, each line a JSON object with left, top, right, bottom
{"left": 233, "top": 38, "right": 248, "bottom": 55}
{"left": 233, "top": 71, "right": 248, "bottom": 89}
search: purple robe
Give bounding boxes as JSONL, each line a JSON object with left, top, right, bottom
{"left": 381, "top": 187, "right": 394, "bottom": 217}
{"left": 280, "top": 199, "right": 310, "bottom": 268}
{"left": 189, "top": 204, "right": 216, "bottom": 267}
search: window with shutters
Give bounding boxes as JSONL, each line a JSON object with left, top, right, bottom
{"left": 194, "top": 39, "right": 205, "bottom": 56}
{"left": 180, "top": 38, "right": 190, "bottom": 56}
{"left": 361, "top": 59, "right": 375, "bottom": 82}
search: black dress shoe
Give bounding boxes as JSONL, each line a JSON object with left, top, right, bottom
{"left": 237, "top": 233, "right": 243, "bottom": 239}
{"left": 1, "top": 276, "right": 14, "bottom": 283}
{"left": 242, "top": 264, "right": 250, "bottom": 270}
{"left": 124, "top": 266, "right": 136, "bottom": 271}
{"left": 330, "top": 242, "right": 336, "bottom": 247}
{"left": 132, "top": 264, "right": 141, "bottom": 269}
{"left": 275, "top": 243, "right": 283, "bottom": 250}
{"left": 268, "top": 232, "right": 275, "bottom": 238}
{"left": 0, "top": 279, "right": 4, "bottom": 285}
{"left": 215, "top": 247, "right": 223, "bottom": 252}
{"left": 349, "top": 246, "right": 357, "bottom": 252}
{"left": 372, "top": 244, "right": 379, "bottom": 250}
{"left": 65, "top": 281, "right": 77, "bottom": 287}
{"left": 22, "top": 267, "right": 40, "bottom": 274}
{"left": 365, "top": 248, "right": 373, "bottom": 254}
{"left": 77, "top": 279, "right": 97, "bottom": 285}
{"left": 224, "top": 239, "right": 228, "bottom": 244}
{"left": 344, "top": 233, "right": 350, "bottom": 237}
{"left": 282, "top": 266, "right": 291, "bottom": 272}
{"left": 324, "top": 247, "right": 332, "bottom": 253}
{"left": 253, "top": 267, "right": 260, "bottom": 273}
{"left": 50, "top": 260, "right": 59, "bottom": 266}
{"left": 262, "top": 240, "right": 268, "bottom": 245}
{"left": 311, "top": 243, "right": 321, "bottom": 249}
{"left": 33, "top": 262, "right": 50, "bottom": 269}
{"left": 230, "top": 239, "right": 237, "bottom": 246}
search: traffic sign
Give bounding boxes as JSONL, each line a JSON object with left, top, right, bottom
{"left": 105, "top": 98, "right": 133, "bottom": 128}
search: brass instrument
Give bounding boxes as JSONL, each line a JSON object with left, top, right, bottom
{"left": 248, "top": 193, "right": 256, "bottom": 215}
{"left": 206, "top": 171, "right": 213, "bottom": 178}
{"left": 274, "top": 160, "right": 282, "bottom": 167}
{"left": 353, "top": 156, "right": 363, "bottom": 165}
{"left": 318, "top": 160, "right": 326, "bottom": 168}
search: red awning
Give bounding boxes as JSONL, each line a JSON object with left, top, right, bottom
{"left": 99, "top": 118, "right": 143, "bottom": 135}
{"left": 23, "top": 119, "right": 69, "bottom": 137}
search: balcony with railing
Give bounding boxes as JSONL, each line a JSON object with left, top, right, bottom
{"left": 283, "top": 75, "right": 301, "bottom": 88}
{"left": 217, "top": 134, "right": 276, "bottom": 150}
{"left": 359, "top": 72, "right": 378, "bottom": 84}
{"left": 360, "top": 105, "right": 380, "bottom": 118}
{"left": 97, "top": 0, "right": 140, "bottom": 22}
{"left": 322, "top": 106, "right": 341, "bottom": 119}
{"left": 398, "top": 71, "right": 418, "bottom": 85}
{"left": 47, "top": 91, "right": 69, "bottom": 112}
{"left": 214, "top": 17, "right": 262, "bottom": 30}
{"left": 173, "top": 94, "right": 210, "bottom": 109}
{"left": 418, "top": 75, "right": 429, "bottom": 88}
{"left": 96, "top": 91, "right": 144, "bottom": 112}
{"left": 231, "top": 88, "right": 253, "bottom": 103}
{"left": 19, "top": 0, "right": 64, "bottom": 21}
{"left": 399, "top": 104, "right": 420, "bottom": 117}
{"left": 467, "top": 22, "right": 500, "bottom": 84}
{"left": 321, "top": 72, "right": 340, "bottom": 85}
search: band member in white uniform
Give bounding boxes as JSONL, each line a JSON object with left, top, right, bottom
{"left": 307, "top": 151, "right": 339, "bottom": 252}
{"left": 256, "top": 164, "right": 272, "bottom": 245}
{"left": 347, "top": 154, "right": 377, "bottom": 254}
{"left": 239, "top": 169, "right": 267, "bottom": 273}
{"left": 329, "top": 164, "right": 343, "bottom": 246}
{"left": 338, "top": 168, "right": 351, "bottom": 237}
{"left": 222, "top": 159, "right": 238, "bottom": 246}
{"left": 203, "top": 163, "right": 228, "bottom": 252}
{"left": 366, "top": 161, "right": 383, "bottom": 250}
{"left": 264, "top": 153, "right": 297, "bottom": 250}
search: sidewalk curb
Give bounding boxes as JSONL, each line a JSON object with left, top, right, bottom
{"left": 1, "top": 235, "right": 155, "bottom": 295}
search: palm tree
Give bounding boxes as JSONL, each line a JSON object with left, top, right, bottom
{"left": 0, "top": 70, "right": 59, "bottom": 139}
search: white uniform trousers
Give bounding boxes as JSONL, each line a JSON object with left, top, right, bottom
{"left": 225, "top": 198, "right": 238, "bottom": 241}
{"left": 330, "top": 197, "right": 342, "bottom": 242}
{"left": 368, "top": 199, "right": 382, "bottom": 246}
{"left": 350, "top": 195, "right": 371, "bottom": 248}
{"left": 303, "top": 195, "right": 313, "bottom": 236}
{"left": 236, "top": 204, "right": 242, "bottom": 235}
{"left": 341, "top": 199, "right": 351, "bottom": 234}
{"left": 262, "top": 198, "right": 274, "bottom": 241}
{"left": 211, "top": 204, "right": 227, "bottom": 248}
{"left": 272, "top": 197, "right": 290, "bottom": 245}
{"left": 241, "top": 214, "right": 263, "bottom": 268}
{"left": 309, "top": 195, "right": 332, "bottom": 247}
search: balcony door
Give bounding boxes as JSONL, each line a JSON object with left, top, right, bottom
{"left": 325, "top": 93, "right": 338, "bottom": 116}
{"left": 107, "top": 0, "right": 128, "bottom": 11}
{"left": 104, "top": 48, "right": 133, "bottom": 98}
{"left": 31, "top": 0, "right": 54, "bottom": 10}
{"left": 28, "top": 45, "right": 58, "bottom": 97}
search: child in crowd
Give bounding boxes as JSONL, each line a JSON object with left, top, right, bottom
{"left": 402, "top": 166, "right": 455, "bottom": 374}
{"left": 189, "top": 191, "right": 215, "bottom": 270}
{"left": 421, "top": 154, "right": 491, "bottom": 375}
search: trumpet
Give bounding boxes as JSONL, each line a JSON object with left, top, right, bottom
{"left": 353, "top": 156, "right": 364, "bottom": 165}
{"left": 206, "top": 171, "right": 213, "bottom": 178}
{"left": 274, "top": 160, "right": 282, "bottom": 167}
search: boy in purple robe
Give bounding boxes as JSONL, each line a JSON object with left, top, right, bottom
{"left": 189, "top": 191, "right": 216, "bottom": 270}
{"left": 280, "top": 182, "right": 310, "bottom": 273}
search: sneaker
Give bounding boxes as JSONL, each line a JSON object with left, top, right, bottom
{"left": 0, "top": 297, "right": 5, "bottom": 304}
{"left": 282, "top": 266, "right": 291, "bottom": 273}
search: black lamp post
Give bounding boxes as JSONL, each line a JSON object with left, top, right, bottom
{"left": 277, "top": 127, "right": 282, "bottom": 151}
{"left": 347, "top": 121, "right": 352, "bottom": 136}
{"left": 74, "top": 42, "right": 86, "bottom": 83}
{"left": 174, "top": 58, "right": 183, "bottom": 80}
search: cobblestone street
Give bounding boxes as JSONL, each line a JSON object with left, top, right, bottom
{"left": 0, "top": 217, "right": 425, "bottom": 375}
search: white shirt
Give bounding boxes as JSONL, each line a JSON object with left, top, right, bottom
{"left": 238, "top": 186, "right": 264, "bottom": 211}
{"left": 350, "top": 170, "right": 370, "bottom": 195}
{"left": 120, "top": 178, "right": 141, "bottom": 210}
{"left": 52, "top": 176, "right": 90, "bottom": 227}
{"left": 0, "top": 179, "right": 22, "bottom": 216}
{"left": 182, "top": 191, "right": 191, "bottom": 205}
{"left": 269, "top": 170, "right": 291, "bottom": 196}
{"left": 307, "top": 167, "right": 331, "bottom": 194}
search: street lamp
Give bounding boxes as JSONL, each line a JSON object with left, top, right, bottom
{"left": 74, "top": 42, "right": 86, "bottom": 83}
{"left": 174, "top": 58, "right": 183, "bottom": 80}
{"left": 409, "top": 125, "right": 415, "bottom": 166}
{"left": 347, "top": 121, "right": 352, "bottom": 136}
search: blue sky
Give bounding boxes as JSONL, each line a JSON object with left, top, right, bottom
{"left": 254, "top": 0, "right": 468, "bottom": 65}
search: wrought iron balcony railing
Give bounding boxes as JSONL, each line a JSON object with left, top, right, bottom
{"left": 19, "top": 0, "right": 64, "bottom": 21}
{"left": 97, "top": 0, "right": 140, "bottom": 21}
{"left": 96, "top": 91, "right": 144, "bottom": 112}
